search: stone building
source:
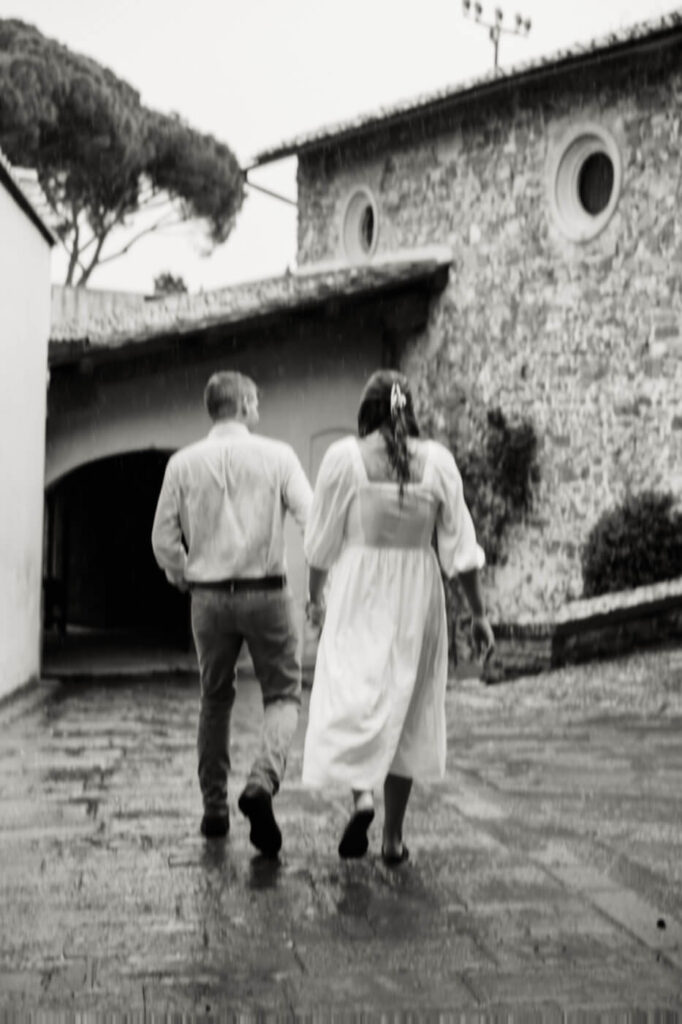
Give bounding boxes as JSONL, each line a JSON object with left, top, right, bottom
{"left": 0, "top": 151, "right": 54, "bottom": 699}
{"left": 252, "top": 12, "right": 682, "bottom": 621}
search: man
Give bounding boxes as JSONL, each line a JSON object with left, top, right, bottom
{"left": 151, "top": 371, "right": 312, "bottom": 857}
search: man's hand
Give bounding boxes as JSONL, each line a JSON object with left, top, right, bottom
{"left": 165, "top": 569, "right": 188, "bottom": 593}
{"left": 470, "top": 614, "right": 495, "bottom": 664}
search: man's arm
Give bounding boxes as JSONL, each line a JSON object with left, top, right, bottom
{"left": 282, "top": 449, "right": 313, "bottom": 533}
{"left": 151, "top": 462, "right": 188, "bottom": 591}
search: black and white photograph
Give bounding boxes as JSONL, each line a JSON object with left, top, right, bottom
{"left": 0, "top": 0, "right": 681, "bottom": 1017}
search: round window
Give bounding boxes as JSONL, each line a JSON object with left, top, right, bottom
{"left": 342, "top": 188, "right": 378, "bottom": 262}
{"left": 549, "top": 124, "right": 622, "bottom": 243}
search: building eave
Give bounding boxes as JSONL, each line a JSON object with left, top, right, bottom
{"left": 49, "top": 249, "right": 452, "bottom": 369}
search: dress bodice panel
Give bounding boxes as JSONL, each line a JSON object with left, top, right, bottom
{"left": 345, "top": 487, "right": 438, "bottom": 550}
{"left": 303, "top": 433, "right": 484, "bottom": 575}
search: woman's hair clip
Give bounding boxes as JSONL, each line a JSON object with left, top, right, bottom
{"left": 390, "top": 381, "right": 407, "bottom": 418}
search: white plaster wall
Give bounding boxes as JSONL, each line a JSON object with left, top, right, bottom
{"left": 0, "top": 186, "right": 52, "bottom": 700}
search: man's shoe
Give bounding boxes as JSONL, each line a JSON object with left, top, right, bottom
{"left": 200, "top": 812, "right": 230, "bottom": 838}
{"left": 338, "top": 807, "right": 374, "bottom": 859}
{"left": 238, "top": 784, "right": 282, "bottom": 858}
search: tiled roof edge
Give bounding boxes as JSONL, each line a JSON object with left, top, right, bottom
{"left": 251, "top": 11, "right": 682, "bottom": 165}
{"left": 49, "top": 249, "right": 452, "bottom": 355}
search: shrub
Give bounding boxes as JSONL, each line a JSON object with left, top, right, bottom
{"left": 581, "top": 490, "right": 682, "bottom": 597}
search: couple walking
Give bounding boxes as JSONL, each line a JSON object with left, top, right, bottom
{"left": 151, "top": 369, "right": 494, "bottom": 864}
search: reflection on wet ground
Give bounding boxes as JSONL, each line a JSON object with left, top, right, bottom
{"left": 248, "top": 855, "right": 283, "bottom": 891}
{"left": 1, "top": 647, "right": 681, "bottom": 1014}
{"left": 336, "top": 879, "right": 373, "bottom": 918}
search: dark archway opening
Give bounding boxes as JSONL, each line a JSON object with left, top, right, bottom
{"left": 43, "top": 450, "right": 190, "bottom": 653}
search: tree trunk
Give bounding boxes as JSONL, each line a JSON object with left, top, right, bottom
{"left": 64, "top": 219, "right": 81, "bottom": 286}
{"left": 76, "top": 232, "right": 108, "bottom": 288}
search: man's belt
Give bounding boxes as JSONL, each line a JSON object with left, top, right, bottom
{"left": 190, "top": 575, "right": 286, "bottom": 593}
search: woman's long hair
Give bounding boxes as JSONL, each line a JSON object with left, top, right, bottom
{"left": 357, "top": 370, "right": 420, "bottom": 499}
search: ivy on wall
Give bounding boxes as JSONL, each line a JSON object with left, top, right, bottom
{"left": 451, "top": 407, "right": 540, "bottom": 567}
{"left": 420, "top": 385, "right": 540, "bottom": 566}
{"left": 419, "top": 383, "right": 540, "bottom": 662}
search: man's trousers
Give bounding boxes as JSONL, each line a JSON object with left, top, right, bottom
{"left": 190, "top": 585, "right": 302, "bottom": 817}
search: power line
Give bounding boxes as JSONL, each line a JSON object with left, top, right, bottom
{"left": 242, "top": 171, "right": 296, "bottom": 207}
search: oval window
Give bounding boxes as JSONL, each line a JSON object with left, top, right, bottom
{"left": 549, "top": 124, "right": 622, "bottom": 243}
{"left": 342, "top": 188, "right": 378, "bottom": 262}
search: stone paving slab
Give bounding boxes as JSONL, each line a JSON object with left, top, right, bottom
{"left": 1, "top": 645, "right": 681, "bottom": 1017}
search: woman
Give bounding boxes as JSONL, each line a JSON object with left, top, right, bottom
{"left": 302, "top": 370, "right": 494, "bottom": 865}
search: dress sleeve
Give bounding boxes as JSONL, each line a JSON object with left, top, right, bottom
{"left": 303, "top": 438, "right": 356, "bottom": 570}
{"left": 429, "top": 441, "right": 486, "bottom": 578}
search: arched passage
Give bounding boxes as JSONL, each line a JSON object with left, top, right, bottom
{"left": 43, "top": 450, "right": 190, "bottom": 646}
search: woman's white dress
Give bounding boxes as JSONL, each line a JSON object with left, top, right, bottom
{"left": 302, "top": 434, "right": 484, "bottom": 790}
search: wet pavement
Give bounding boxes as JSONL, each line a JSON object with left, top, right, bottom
{"left": 1, "top": 644, "right": 681, "bottom": 1018}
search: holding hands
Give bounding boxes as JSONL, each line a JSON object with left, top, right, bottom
{"left": 306, "top": 598, "right": 326, "bottom": 631}
{"left": 306, "top": 566, "right": 328, "bottom": 633}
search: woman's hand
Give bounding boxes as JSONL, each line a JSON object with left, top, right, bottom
{"left": 470, "top": 614, "right": 495, "bottom": 664}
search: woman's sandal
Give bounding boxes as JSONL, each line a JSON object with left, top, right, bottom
{"left": 381, "top": 843, "right": 410, "bottom": 867}
{"left": 338, "top": 807, "right": 375, "bottom": 859}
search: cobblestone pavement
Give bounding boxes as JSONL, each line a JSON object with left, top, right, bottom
{"left": 1, "top": 645, "right": 681, "bottom": 1018}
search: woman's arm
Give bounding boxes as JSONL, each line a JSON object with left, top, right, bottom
{"left": 458, "top": 568, "right": 495, "bottom": 663}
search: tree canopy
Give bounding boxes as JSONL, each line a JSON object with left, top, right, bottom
{"left": 0, "top": 20, "right": 245, "bottom": 286}
{"left": 153, "top": 271, "right": 188, "bottom": 295}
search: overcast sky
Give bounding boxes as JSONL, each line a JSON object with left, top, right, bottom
{"left": 1, "top": 0, "right": 678, "bottom": 293}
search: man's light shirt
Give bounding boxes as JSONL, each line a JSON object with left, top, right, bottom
{"left": 151, "top": 422, "right": 312, "bottom": 585}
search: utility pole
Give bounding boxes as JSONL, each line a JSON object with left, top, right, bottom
{"left": 461, "top": 1, "right": 531, "bottom": 72}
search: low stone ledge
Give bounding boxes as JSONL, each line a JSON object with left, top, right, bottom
{"left": 483, "top": 576, "right": 682, "bottom": 684}
{"left": 552, "top": 575, "right": 682, "bottom": 624}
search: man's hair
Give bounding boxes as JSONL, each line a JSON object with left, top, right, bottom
{"left": 204, "top": 371, "right": 256, "bottom": 421}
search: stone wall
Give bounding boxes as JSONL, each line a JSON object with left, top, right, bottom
{"left": 481, "top": 576, "right": 682, "bottom": 683}
{"left": 296, "top": 48, "right": 682, "bottom": 620}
